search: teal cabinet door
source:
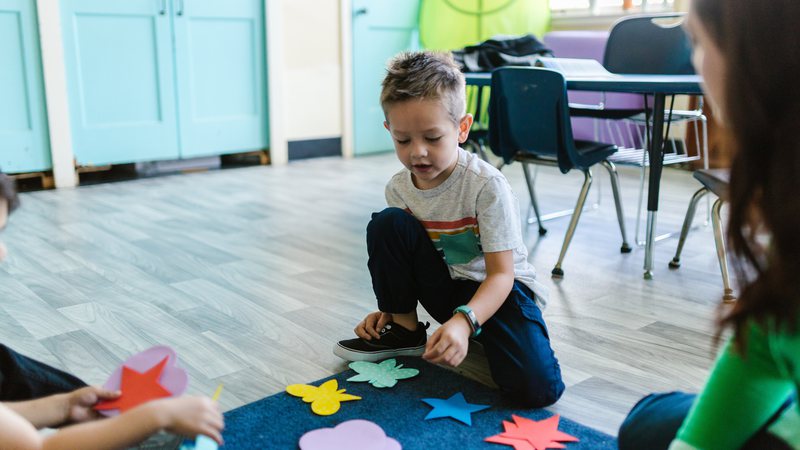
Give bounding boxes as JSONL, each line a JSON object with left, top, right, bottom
{"left": 61, "top": 0, "right": 180, "bottom": 165}
{"left": 0, "top": 0, "right": 51, "bottom": 172}
{"left": 173, "top": 0, "right": 268, "bottom": 158}
{"left": 352, "top": 0, "right": 419, "bottom": 156}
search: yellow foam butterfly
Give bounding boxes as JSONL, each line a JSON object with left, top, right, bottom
{"left": 285, "top": 379, "right": 361, "bottom": 416}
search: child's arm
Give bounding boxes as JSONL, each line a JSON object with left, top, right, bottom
{"left": 4, "top": 386, "right": 120, "bottom": 429}
{"left": 423, "top": 249, "right": 515, "bottom": 367}
{"left": 0, "top": 403, "right": 41, "bottom": 450}
{"left": 40, "top": 396, "right": 224, "bottom": 450}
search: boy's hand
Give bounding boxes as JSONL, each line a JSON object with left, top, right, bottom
{"left": 152, "top": 396, "right": 224, "bottom": 445}
{"left": 65, "top": 386, "right": 121, "bottom": 423}
{"left": 422, "top": 315, "right": 472, "bottom": 367}
{"left": 355, "top": 311, "right": 392, "bottom": 340}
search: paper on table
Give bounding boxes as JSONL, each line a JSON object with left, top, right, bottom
{"left": 536, "top": 57, "right": 614, "bottom": 78}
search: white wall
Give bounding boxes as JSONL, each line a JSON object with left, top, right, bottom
{"left": 37, "top": 0, "right": 77, "bottom": 188}
{"left": 280, "top": 0, "right": 342, "bottom": 141}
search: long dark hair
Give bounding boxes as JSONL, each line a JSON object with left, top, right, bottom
{"left": 694, "top": 0, "right": 800, "bottom": 346}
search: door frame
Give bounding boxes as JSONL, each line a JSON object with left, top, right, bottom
{"left": 35, "top": 0, "right": 286, "bottom": 188}
{"left": 339, "top": 0, "right": 421, "bottom": 158}
{"left": 36, "top": 0, "right": 76, "bottom": 188}
{"left": 339, "top": 0, "right": 354, "bottom": 159}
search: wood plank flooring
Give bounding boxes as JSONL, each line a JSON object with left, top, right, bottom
{"left": 0, "top": 152, "right": 730, "bottom": 436}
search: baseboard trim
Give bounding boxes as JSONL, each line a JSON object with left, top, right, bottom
{"left": 288, "top": 137, "right": 341, "bottom": 161}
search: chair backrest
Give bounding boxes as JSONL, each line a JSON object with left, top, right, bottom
{"left": 604, "top": 13, "right": 694, "bottom": 75}
{"left": 543, "top": 30, "right": 608, "bottom": 108}
{"left": 488, "top": 67, "right": 576, "bottom": 174}
{"left": 543, "top": 30, "right": 644, "bottom": 141}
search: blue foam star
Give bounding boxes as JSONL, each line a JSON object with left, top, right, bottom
{"left": 421, "top": 392, "right": 490, "bottom": 426}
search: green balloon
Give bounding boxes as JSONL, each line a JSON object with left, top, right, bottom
{"left": 419, "top": 0, "right": 551, "bottom": 51}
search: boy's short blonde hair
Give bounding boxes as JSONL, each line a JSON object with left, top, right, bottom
{"left": 380, "top": 51, "right": 466, "bottom": 124}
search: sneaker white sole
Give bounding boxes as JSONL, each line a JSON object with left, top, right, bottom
{"left": 332, "top": 343, "right": 426, "bottom": 362}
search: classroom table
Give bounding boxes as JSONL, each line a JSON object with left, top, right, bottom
{"left": 464, "top": 71, "right": 704, "bottom": 279}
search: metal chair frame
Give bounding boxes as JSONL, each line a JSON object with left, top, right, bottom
{"left": 568, "top": 13, "right": 711, "bottom": 246}
{"left": 670, "top": 186, "right": 736, "bottom": 302}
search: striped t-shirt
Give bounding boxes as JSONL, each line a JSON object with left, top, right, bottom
{"left": 385, "top": 148, "right": 547, "bottom": 307}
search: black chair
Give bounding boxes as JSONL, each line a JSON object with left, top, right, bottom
{"left": 570, "top": 13, "right": 708, "bottom": 246}
{"left": 570, "top": 13, "right": 695, "bottom": 119}
{"left": 489, "top": 67, "right": 630, "bottom": 278}
{"left": 669, "top": 169, "right": 735, "bottom": 302}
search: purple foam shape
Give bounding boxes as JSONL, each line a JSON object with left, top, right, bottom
{"left": 99, "top": 345, "right": 189, "bottom": 417}
{"left": 299, "top": 419, "right": 401, "bottom": 450}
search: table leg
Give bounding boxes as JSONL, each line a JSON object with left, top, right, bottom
{"left": 644, "top": 93, "right": 667, "bottom": 279}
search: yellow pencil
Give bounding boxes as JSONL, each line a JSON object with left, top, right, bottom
{"left": 211, "top": 384, "right": 224, "bottom": 402}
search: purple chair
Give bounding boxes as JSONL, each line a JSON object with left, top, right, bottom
{"left": 543, "top": 31, "right": 644, "bottom": 146}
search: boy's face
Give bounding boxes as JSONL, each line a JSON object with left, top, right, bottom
{"left": 384, "top": 99, "right": 473, "bottom": 190}
{"left": 0, "top": 199, "right": 7, "bottom": 261}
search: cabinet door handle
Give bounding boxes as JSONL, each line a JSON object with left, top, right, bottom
{"left": 159, "top": 0, "right": 167, "bottom": 15}
{"left": 354, "top": 7, "right": 367, "bottom": 17}
{"left": 176, "top": 0, "right": 184, "bottom": 16}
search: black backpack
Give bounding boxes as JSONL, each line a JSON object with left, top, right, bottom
{"left": 453, "top": 34, "right": 552, "bottom": 73}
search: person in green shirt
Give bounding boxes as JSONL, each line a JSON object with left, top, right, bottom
{"left": 618, "top": 0, "right": 800, "bottom": 449}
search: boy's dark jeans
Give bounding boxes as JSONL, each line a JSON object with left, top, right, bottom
{"left": 0, "top": 344, "right": 86, "bottom": 400}
{"left": 367, "top": 207, "right": 565, "bottom": 407}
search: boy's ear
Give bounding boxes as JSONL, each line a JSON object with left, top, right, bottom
{"left": 383, "top": 121, "right": 390, "bottom": 131}
{"left": 457, "top": 114, "right": 474, "bottom": 144}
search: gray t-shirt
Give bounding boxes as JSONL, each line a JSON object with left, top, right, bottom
{"left": 385, "top": 148, "right": 548, "bottom": 308}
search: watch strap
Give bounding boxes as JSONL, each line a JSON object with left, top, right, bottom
{"left": 453, "top": 305, "right": 482, "bottom": 337}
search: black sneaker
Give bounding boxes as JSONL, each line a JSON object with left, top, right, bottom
{"left": 333, "top": 321, "right": 429, "bottom": 362}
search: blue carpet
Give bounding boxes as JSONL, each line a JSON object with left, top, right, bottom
{"left": 223, "top": 357, "right": 617, "bottom": 449}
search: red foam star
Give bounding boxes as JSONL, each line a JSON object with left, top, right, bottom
{"left": 95, "top": 357, "right": 173, "bottom": 413}
{"left": 485, "top": 415, "right": 579, "bottom": 450}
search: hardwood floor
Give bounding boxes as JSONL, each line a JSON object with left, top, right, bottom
{"left": 0, "top": 152, "right": 730, "bottom": 436}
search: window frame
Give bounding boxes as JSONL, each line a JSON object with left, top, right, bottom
{"left": 549, "top": 0, "right": 676, "bottom": 17}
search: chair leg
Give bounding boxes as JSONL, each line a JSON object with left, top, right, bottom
{"left": 552, "top": 169, "right": 593, "bottom": 278}
{"left": 465, "top": 140, "right": 488, "bottom": 163}
{"left": 521, "top": 163, "right": 547, "bottom": 236}
{"left": 601, "top": 160, "right": 632, "bottom": 253}
{"left": 711, "top": 198, "right": 736, "bottom": 302}
{"left": 701, "top": 116, "right": 711, "bottom": 226}
{"left": 633, "top": 123, "right": 650, "bottom": 246}
{"left": 669, "top": 187, "right": 709, "bottom": 268}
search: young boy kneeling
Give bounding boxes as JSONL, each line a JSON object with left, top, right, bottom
{"left": 335, "top": 51, "right": 564, "bottom": 407}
